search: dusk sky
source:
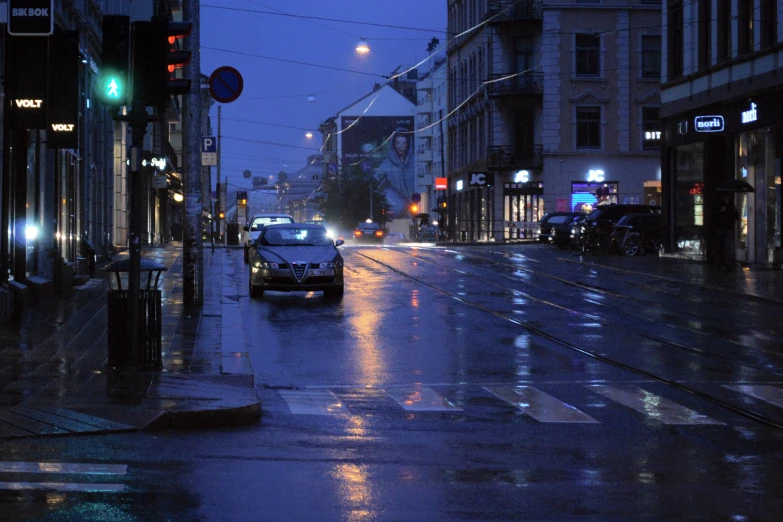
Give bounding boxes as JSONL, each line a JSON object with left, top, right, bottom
{"left": 200, "top": 1, "right": 448, "bottom": 193}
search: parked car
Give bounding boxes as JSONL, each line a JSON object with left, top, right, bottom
{"left": 248, "top": 223, "right": 345, "bottom": 300}
{"left": 537, "top": 212, "right": 583, "bottom": 249}
{"left": 243, "top": 213, "right": 295, "bottom": 263}
{"left": 575, "top": 204, "right": 661, "bottom": 245}
{"left": 613, "top": 213, "right": 663, "bottom": 256}
{"left": 353, "top": 221, "right": 384, "bottom": 243}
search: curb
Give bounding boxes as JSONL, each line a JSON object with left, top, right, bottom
{"left": 144, "top": 401, "right": 262, "bottom": 431}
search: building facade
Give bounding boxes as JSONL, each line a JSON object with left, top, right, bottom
{"left": 446, "top": 0, "right": 662, "bottom": 243}
{"left": 415, "top": 40, "right": 449, "bottom": 232}
{"left": 661, "top": 0, "right": 782, "bottom": 266}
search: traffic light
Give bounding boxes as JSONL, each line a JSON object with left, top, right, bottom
{"left": 438, "top": 197, "right": 447, "bottom": 211}
{"left": 131, "top": 16, "right": 192, "bottom": 108}
{"left": 99, "top": 15, "right": 130, "bottom": 106}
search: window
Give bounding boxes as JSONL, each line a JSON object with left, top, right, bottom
{"left": 667, "top": 1, "right": 684, "bottom": 79}
{"left": 576, "top": 106, "right": 601, "bottom": 149}
{"left": 717, "top": 0, "right": 731, "bottom": 62}
{"left": 738, "top": 0, "right": 754, "bottom": 55}
{"left": 761, "top": 0, "right": 777, "bottom": 49}
{"left": 642, "top": 107, "right": 661, "bottom": 150}
{"left": 575, "top": 33, "right": 601, "bottom": 77}
{"left": 698, "top": 0, "right": 712, "bottom": 69}
{"left": 641, "top": 35, "right": 661, "bottom": 80}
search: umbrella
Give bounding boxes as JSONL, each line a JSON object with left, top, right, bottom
{"left": 716, "top": 179, "right": 755, "bottom": 193}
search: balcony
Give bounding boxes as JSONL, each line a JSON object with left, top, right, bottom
{"left": 486, "top": 145, "right": 543, "bottom": 171}
{"left": 485, "top": 0, "right": 543, "bottom": 23}
{"left": 486, "top": 72, "right": 543, "bottom": 99}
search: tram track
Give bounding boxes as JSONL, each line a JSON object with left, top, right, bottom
{"left": 392, "top": 247, "right": 783, "bottom": 363}
{"left": 347, "top": 247, "right": 783, "bottom": 430}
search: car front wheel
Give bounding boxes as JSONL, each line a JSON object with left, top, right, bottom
{"left": 249, "top": 279, "right": 263, "bottom": 298}
{"left": 324, "top": 285, "right": 344, "bottom": 301}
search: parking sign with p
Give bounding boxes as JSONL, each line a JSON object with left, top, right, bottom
{"left": 202, "top": 136, "right": 217, "bottom": 166}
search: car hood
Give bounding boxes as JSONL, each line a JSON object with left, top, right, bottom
{"left": 257, "top": 246, "right": 339, "bottom": 264}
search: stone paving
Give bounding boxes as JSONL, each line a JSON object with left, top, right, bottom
{"left": 0, "top": 244, "right": 260, "bottom": 438}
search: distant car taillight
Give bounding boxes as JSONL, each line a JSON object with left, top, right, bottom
{"left": 354, "top": 230, "right": 362, "bottom": 237}
{"left": 375, "top": 230, "right": 383, "bottom": 237}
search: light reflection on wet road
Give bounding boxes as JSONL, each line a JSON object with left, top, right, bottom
{"left": 2, "top": 243, "right": 783, "bottom": 520}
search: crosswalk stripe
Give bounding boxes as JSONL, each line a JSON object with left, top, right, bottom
{"left": 485, "top": 385, "right": 599, "bottom": 423}
{"left": 0, "top": 462, "right": 127, "bottom": 475}
{"left": 0, "top": 482, "right": 125, "bottom": 492}
{"left": 278, "top": 389, "right": 351, "bottom": 415}
{"left": 723, "top": 384, "right": 783, "bottom": 408}
{"left": 587, "top": 384, "right": 724, "bottom": 425}
{"left": 385, "top": 386, "right": 462, "bottom": 412}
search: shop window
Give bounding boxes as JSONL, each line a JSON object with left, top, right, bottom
{"left": 641, "top": 35, "right": 661, "bottom": 80}
{"left": 575, "top": 33, "right": 601, "bottom": 77}
{"left": 673, "top": 142, "right": 704, "bottom": 255}
{"left": 642, "top": 107, "right": 661, "bottom": 150}
{"left": 576, "top": 106, "right": 601, "bottom": 150}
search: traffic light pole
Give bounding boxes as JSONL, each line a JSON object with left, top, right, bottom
{"left": 126, "top": 101, "right": 148, "bottom": 369}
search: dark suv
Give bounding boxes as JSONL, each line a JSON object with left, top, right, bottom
{"left": 577, "top": 204, "right": 661, "bottom": 244}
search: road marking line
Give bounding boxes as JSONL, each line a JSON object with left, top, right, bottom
{"left": 278, "top": 389, "right": 351, "bottom": 415}
{"left": 0, "top": 462, "right": 127, "bottom": 475}
{"left": 724, "top": 384, "right": 783, "bottom": 408}
{"left": 385, "top": 386, "right": 462, "bottom": 412}
{"left": 587, "top": 384, "right": 724, "bottom": 425}
{"left": 485, "top": 385, "right": 599, "bottom": 423}
{"left": 0, "top": 482, "right": 125, "bottom": 492}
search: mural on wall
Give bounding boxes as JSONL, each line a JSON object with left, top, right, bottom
{"left": 341, "top": 116, "right": 415, "bottom": 218}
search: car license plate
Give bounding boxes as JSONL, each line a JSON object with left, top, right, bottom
{"left": 308, "top": 269, "right": 334, "bottom": 276}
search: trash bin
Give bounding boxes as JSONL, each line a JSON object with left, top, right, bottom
{"left": 101, "top": 259, "right": 168, "bottom": 370}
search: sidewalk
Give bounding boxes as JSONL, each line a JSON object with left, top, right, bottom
{"left": 0, "top": 244, "right": 260, "bottom": 439}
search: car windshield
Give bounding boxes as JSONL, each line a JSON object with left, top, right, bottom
{"left": 545, "top": 215, "right": 571, "bottom": 224}
{"left": 262, "top": 228, "right": 331, "bottom": 247}
{"left": 250, "top": 216, "right": 294, "bottom": 231}
{"left": 359, "top": 223, "right": 381, "bottom": 231}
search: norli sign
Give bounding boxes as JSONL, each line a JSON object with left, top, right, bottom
{"left": 694, "top": 115, "right": 725, "bottom": 133}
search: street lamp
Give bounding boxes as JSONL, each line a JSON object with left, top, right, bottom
{"left": 356, "top": 39, "right": 370, "bottom": 54}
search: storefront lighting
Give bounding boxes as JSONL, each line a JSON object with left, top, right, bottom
{"left": 25, "top": 225, "right": 38, "bottom": 241}
{"left": 456, "top": 180, "right": 464, "bottom": 191}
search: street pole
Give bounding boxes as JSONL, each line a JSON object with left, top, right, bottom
{"left": 127, "top": 101, "right": 147, "bottom": 368}
{"left": 217, "top": 104, "right": 221, "bottom": 245}
{"left": 182, "top": 0, "right": 203, "bottom": 307}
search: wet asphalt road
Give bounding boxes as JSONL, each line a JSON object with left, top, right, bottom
{"left": 2, "top": 243, "right": 783, "bottom": 520}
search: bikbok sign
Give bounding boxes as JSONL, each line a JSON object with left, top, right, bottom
{"left": 8, "top": 0, "right": 54, "bottom": 36}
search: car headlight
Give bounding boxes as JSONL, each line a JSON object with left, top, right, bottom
{"left": 318, "top": 261, "right": 334, "bottom": 269}
{"left": 253, "top": 259, "right": 278, "bottom": 269}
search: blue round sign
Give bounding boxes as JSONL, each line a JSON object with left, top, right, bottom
{"left": 411, "top": 192, "right": 421, "bottom": 203}
{"left": 208, "top": 66, "right": 244, "bottom": 103}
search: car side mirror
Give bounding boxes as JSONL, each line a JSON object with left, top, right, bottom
{"left": 243, "top": 226, "right": 249, "bottom": 232}
{"left": 335, "top": 239, "right": 345, "bottom": 247}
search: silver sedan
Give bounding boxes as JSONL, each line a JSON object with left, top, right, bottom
{"left": 248, "top": 223, "right": 345, "bottom": 300}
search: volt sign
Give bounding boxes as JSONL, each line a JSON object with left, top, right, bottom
{"left": 8, "top": 0, "right": 54, "bottom": 36}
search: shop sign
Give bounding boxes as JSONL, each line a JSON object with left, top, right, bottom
{"left": 456, "top": 180, "right": 464, "bottom": 191}
{"left": 513, "top": 170, "right": 530, "bottom": 183}
{"left": 694, "top": 115, "right": 724, "bottom": 132}
{"left": 741, "top": 102, "right": 758, "bottom": 124}
{"left": 435, "top": 177, "right": 447, "bottom": 190}
{"left": 587, "top": 169, "right": 605, "bottom": 182}
{"left": 468, "top": 172, "right": 493, "bottom": 187}
{"left": 644, "top": 131, "right": 661, "bottom": 141}
{"left": 689, "top": 182, "right": 703, "bottom": 195}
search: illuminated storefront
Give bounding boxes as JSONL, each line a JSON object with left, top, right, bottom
{"left": 662, "top": 92, "right": 783, "bottom": 265}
